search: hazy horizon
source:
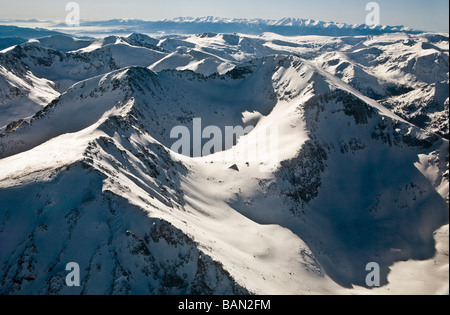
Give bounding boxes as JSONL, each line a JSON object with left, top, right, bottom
{"left": 0, "top": 0, "right": 448, "bottom": 32}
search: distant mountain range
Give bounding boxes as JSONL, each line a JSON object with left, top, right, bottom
{"left": 1, "top": 17, "right": 424, "bottom": 38}
{"left": 62, "top": 17, "right": 423, "bottom": 36}
{"left": 0, "top": 25, "right": 65, "bottom": 50}
{"left": 0, "top": 25, "right": 63, "bottom": 39}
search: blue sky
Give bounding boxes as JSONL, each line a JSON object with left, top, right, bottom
{"left": 1, "top": 0, "right": 448, "bottom": 31}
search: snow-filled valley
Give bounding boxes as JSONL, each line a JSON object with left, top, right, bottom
{"left": 0, "top": 27, "right": 448, "bottom": 295}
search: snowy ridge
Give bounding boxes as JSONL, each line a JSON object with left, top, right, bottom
{"left": 0, "top": 64, "right": 59, "bottom": 129}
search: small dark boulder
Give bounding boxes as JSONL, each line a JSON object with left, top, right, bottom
{"left": 229, "top": 164, "right": 239, "bottom": 172}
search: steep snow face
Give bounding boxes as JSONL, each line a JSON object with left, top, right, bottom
{"left": 169, "top": 56, "right": 448, "bottom": 291}
{"left": 0, "top": 84, "right": 249, "bottom": 294}
{"left": 310, "top": 34, "right": 449, "bottom": 139}
{"left": 0, "top": 40, "right": 167, "bottom": 93}
{"left": 0, "top": 55, "right": 289, "bottom": 159}
{"left": 230, "top": 87, "right": 447, "bottom": 288}
{"left": 0, "top": 163, "right": 247, "bottom": 295}
{"left": 0, "top": 65, "right": 59, "bottom": 129}
{"left": 0, "top": 31, "right": 448, "bottom": 295}
{"left": 0, "top": 68, "right": 132, "bottom": 158}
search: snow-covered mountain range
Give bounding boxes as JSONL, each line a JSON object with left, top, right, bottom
{"left": 1, "top": 17, "right": 422, "bottom": 38}
{"left": 66, "top": 17, "right": 421, "bottom": 36}
{"left": 0, "top": 26, "right": 448, "bottom": 295}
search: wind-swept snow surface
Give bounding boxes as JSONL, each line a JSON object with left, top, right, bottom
{"left": 0, "top": 30, "right": 448, "bottom": 295}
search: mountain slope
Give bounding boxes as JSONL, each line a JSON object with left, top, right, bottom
{"left": 0, "top": 64, "right": 59, "bottom": 129}
{"left": 2, "top": 31, "right": 447, "bottom": 138}
{"left": 0, "top": 55, "right": 283, "bottom": 159}
{"left": 0, "top": 161, "right": 247, "bottom": 295}
{"left": 311, "top": 33, "right": 449, "bottom": 139}
{"left": 0, "top": 39, "right": 167, "bottom": 93}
